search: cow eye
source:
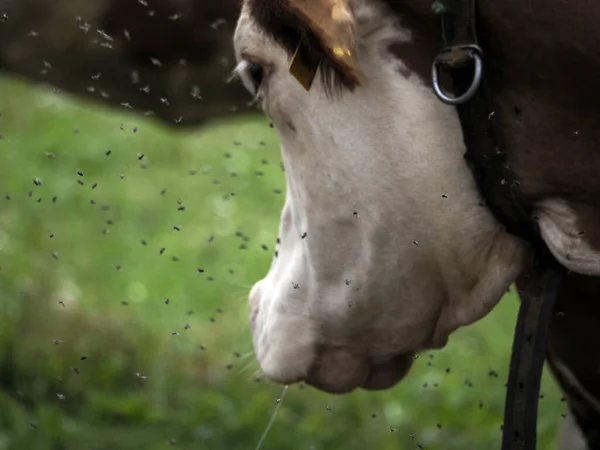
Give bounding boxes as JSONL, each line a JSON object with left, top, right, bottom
{"left": 247, "top": 62, "right": 264, "bottom": 89}
{"left": 237, "top": 60, "right": 265, "bottom": 95}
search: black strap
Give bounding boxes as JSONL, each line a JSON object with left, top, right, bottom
{"left": 435, "top": 1, "right": 567, "bottom": 449}
{"left": 439, "top": 0, "right": 478, "bottom": 48}
{"left": 438, "top": 0, "right": 540, "bottom": 245}
{"left": 502, "top": 252, "right": 565, "bottom": 450}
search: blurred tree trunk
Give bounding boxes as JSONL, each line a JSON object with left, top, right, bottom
{"left": 0, "top": 0, "right": 253, "bottom": 127}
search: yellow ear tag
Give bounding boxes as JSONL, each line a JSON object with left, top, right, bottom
{"left": 288, "top": 40, "right": 320, "bottom": 91}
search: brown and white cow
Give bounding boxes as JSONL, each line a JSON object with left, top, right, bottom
{"left": 232, "top": 0, "right": 600, "bottom": 447}
{"left": 1, "top": 0, "right": 597, "bottom": 446}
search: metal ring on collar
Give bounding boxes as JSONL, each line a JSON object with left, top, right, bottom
{"left": 431, "top": 49, "right": 483, "bottom": 105}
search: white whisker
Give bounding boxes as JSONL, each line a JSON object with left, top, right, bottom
{"left": 237, "top": 358, "right": 259, "bottom": 377}
{"left": 254, "top": 385, "right": 288, "bottom": 450}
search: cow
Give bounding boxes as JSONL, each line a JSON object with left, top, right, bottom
{"left": 0, "top": 0, "right": 596, "bottom": 446}
{"left": 232, "top": 0, "right": 600, "bottom": 448}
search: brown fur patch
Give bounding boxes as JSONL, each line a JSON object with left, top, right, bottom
{"left": 246, "top": 0, "right": 360, "bottom": 90}
{"left": 385, "top": 2, "right": 439, "bottom": 83}
{"left": 245, "top": 0, "right": 446, "bottom": 92}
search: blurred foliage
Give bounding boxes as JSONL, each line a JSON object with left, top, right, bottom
{"left": 0, "top": 76, "right": 568, "bottom": 450}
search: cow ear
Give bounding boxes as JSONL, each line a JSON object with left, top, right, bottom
{"left": 286, "top": 0, "right": 358, "bottom": 86}
{"left": 535, "top": 198, "right": 600, "bottom": 275}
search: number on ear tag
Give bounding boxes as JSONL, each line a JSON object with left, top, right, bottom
{"left": 288, "top": 41, "right": 319, "bottom": 91}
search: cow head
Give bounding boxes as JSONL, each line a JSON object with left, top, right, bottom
{"left": 232, "top": 0, "right": 527, "bottom": 394}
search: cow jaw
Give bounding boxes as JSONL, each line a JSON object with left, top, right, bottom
{"left": 236, "top": 0, "right": 527, "bottom": 393}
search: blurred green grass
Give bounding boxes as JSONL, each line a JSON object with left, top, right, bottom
{"left": 0, "top": 76, "right": 566, "bottom": 450}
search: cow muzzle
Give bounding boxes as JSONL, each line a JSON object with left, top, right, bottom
{"left": 305, "top": 348, "right": 414, "bottom": 394}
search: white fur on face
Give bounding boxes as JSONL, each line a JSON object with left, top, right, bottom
{"left": 234, "top": 0, "right": 527, "bottom": 394}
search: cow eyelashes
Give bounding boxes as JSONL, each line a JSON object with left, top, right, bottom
{"left": 231, "top": 60, "right": 265, "bottom": 97}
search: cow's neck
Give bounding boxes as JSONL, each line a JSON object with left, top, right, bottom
{"left": 395, "top": 0, "right": 600, "bottom": 444}
{"left": 395, "top": 0, "right": 600, "bottom": 250}
{"left": 474, "top": 0, "right": 600, "bottom": 252}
